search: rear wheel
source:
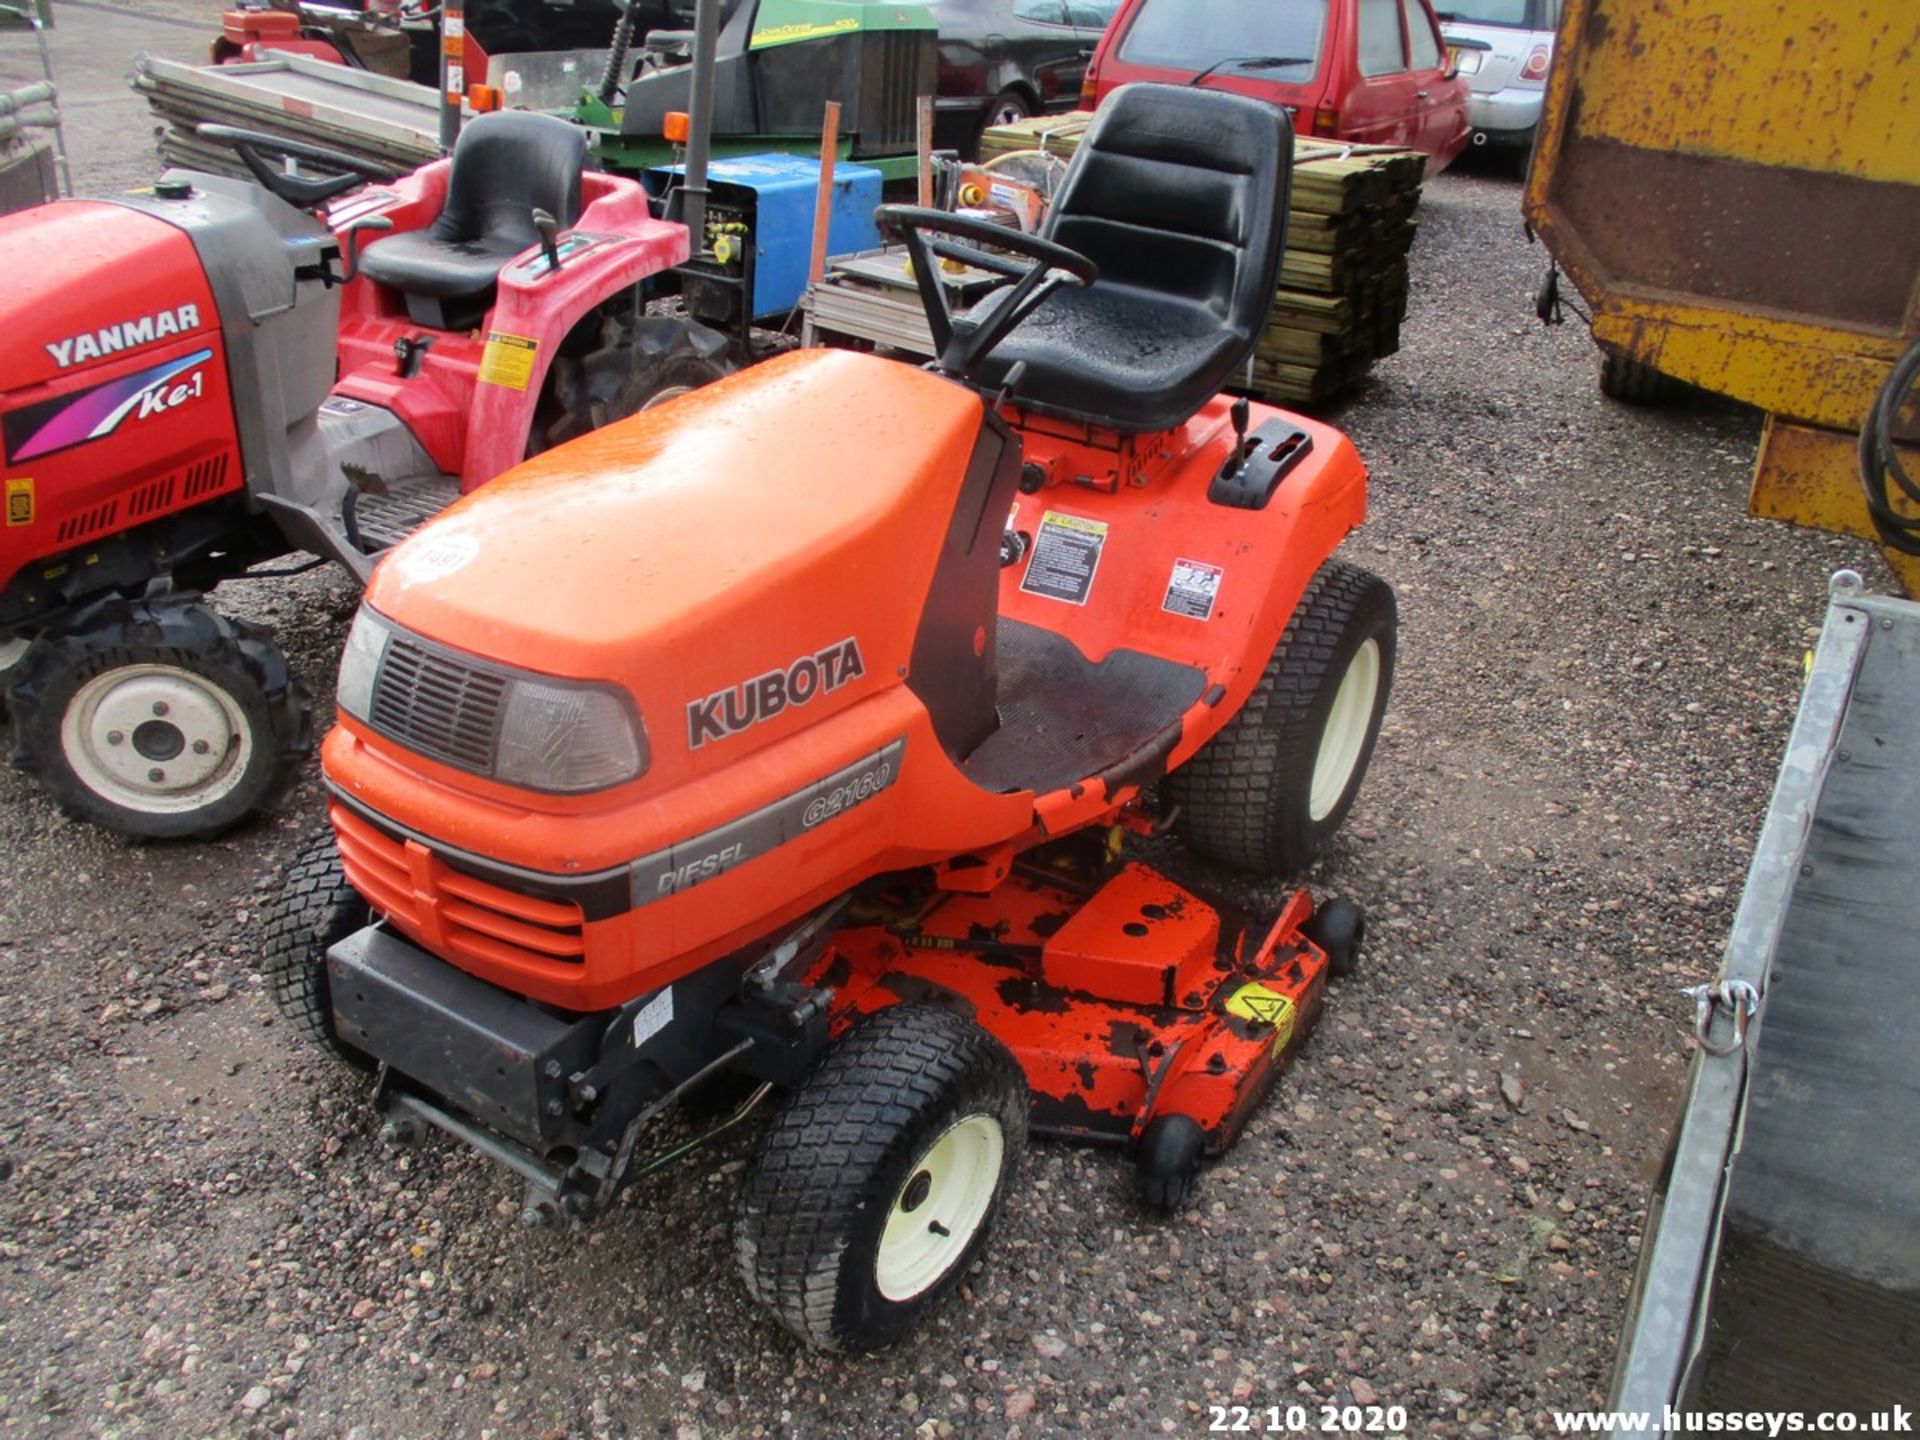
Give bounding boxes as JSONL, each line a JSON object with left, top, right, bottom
{"left": 1167, "top": 561, "right": 1396, "bottom": 877}
{"left": 735, "top": 1004, "right": 1028, "bottom": 1351}
{"left": 1598, "top": 346, "right": 1680, "bottom": 404}
{"left": 539, "top": 313, "right": 735, "bottom": 452}
{"left": 7, "top": 595, "right": 309, "bottom": 839}
{"left": 977, "top": 88, "right": 1034, "bottom": 153}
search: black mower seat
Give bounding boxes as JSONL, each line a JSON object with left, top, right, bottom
{"left": 970, "top": 83, "right": 1292, "bottom": 435}
{"left": 359, "top": 111, "right": 586, "bottom": 328}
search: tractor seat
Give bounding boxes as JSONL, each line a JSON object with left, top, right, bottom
{"left": 359, "top": 111, "right": 587, "bottom": 329}
{"left": 969, "top": 84, "right": 1292, "bottom": 435}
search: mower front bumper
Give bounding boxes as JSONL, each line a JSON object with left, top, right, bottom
{"left": 326, "top": 923, "right": 830, "bottom": 1217}
{"left": 328, "top": 926, "right": 591, "bottom": 1151}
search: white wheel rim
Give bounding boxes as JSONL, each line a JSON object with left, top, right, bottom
{"left": 1309, "top": 638, "right": 1381, "bottom": 822}
{"left": 992, "top": 99, "right": 1028, "bottom": 126}
{"left": 58, "top": 663, "right": 255, "bottom": 816}
{"left": 875, "top": 1113, "right": 1005, "bottom": 1302}
{"left": 0, "top": 636, "right": 28, "bottom": 680}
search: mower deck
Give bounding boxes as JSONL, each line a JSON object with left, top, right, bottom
{"left": 810, "top": 853, "right": 1331, "bottom": 1154}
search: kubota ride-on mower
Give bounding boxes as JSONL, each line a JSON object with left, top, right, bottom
{"left": 0, "top": 110, "right": 724, "bottom": 838}
{"left": 268, "top": 83, "right": 1399, "bottom": 1350}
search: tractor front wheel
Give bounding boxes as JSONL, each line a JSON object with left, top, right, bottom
{"left": 262, "top": 833, "right": 375, "bottom": 1069}
{"left": 7, "top": 595, "right": 309, "bottom": 839}
{"left": 1167, "top": 560, "right": 1396, "bottom": 877}
{"left": 734, "top": 1004, "right": 1028, "bottom": 1351}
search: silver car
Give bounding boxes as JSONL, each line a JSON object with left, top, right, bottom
{"left": 1436, "top": 0, "right": 1559, "bottom": 153}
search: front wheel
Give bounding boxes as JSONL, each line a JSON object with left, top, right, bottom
{"left": 262, "top": 834, "right": 376, "bottom": 1069}
{"left": 1167, "top": 560, "right": 1397, "bottom": 877}
{"left": 7, "top": 595, "right": 310, "bottom": 839}
{"left": 735, "top": 1004, "right": 1029, "bottom": 1351}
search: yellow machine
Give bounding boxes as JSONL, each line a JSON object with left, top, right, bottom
{"left": 1523, "top": 0, "right": 1920, "bottom": 592}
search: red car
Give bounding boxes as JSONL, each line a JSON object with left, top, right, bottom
{"left": 1082, "top": 0, "right": 1471, "bottom": 175}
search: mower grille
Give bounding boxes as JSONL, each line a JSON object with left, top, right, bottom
{"left": 369, "top": 636, "right": 508, "bottom": 774}
{"left": 332, "top": 804, "right": 588, "bottom": 973}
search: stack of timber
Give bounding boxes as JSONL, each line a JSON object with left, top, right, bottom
{"left": 135, "top": 53, "right": 440, "bottom": 180}
{"left": 980, "top": 111, "right": 1425, "bottom": 405}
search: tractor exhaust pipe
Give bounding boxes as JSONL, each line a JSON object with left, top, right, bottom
{"left": 680, "top": 0, "right": 721, "bottom": 254}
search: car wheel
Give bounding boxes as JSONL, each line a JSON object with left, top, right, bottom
{"left": 978, "top": 88, "right": 1034, "bottom": 150}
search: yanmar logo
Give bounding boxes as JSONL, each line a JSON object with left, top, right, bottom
{"left": 45, "top": 304, "right": 203, "bottom": 369}
{"left": 685, "top": 638, "right": 865, "bottom": 750}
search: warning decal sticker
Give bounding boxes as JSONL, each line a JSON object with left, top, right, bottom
{"left": 1224, "top": 982, "right": 1298, "bottom": 1055}
{"left": 477, "top": 332, "right": 539, "bottom": 391}
{"left": 5, "top": 478, "right": 32, "bottom": 527}
{"left": 1019, "top": 510, "right": 1108, "bottom": 606}
{"left": 1162, "top": 557, "right": 1223, "bottom": 620}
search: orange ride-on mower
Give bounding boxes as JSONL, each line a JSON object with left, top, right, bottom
{"left": 267, "top": 84, "right": 1397, "bottom": 1350}
{"left": 0, "top": 112, "right": 723, "bottom": 837}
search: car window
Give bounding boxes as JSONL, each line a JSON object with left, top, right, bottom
{"left": 1402, "top": 0, "right": 1443, "bottom": 68}
{"left": 1115, "top": 0, "right": 1328, "bottom": 80}
{"left": 1066, "top": 0, "right": 1120, "bottom": 26}
{"left": 1013, "top": 0, "right": 1071, "bottom": 23}
{"left": 1432, "top": 0, "right": 1531, "bottom": 26}
{"left": 1356, "top": 0, "right": 1407, "bottom": 76}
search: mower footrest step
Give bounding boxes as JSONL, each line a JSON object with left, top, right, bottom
{"left": 352, "top": 474, "right": 460, "bottom": 552}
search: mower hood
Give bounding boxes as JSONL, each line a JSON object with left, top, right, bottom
{"left": 363, "top": 348, "right": 987, "bottom": 773}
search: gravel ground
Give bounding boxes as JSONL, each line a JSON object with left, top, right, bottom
{"left": 0, "top": 20, "right": 1897, "bottom": 1438}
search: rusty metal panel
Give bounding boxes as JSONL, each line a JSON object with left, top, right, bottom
{"left": 1567, "top": 3, "right": 1920, "bottom": 182}
{"left": 1525, "top": 0, "right": 1920, "bottom": 373}
{"left": 1750, "top": 418, "right": 1920, "bottom": 595}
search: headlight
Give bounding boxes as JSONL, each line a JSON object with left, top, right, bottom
{"left": 335, "top": 607, "right": 391, "bottom": 722}
{"left": 495, "top": 674, "right": 646, "bottom": 793}
{"left": 337, "top": 606, "right": 647, "bottom": 793}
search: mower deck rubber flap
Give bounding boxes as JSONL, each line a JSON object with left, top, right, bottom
{"left": 328, "top": 925, "right": 583, "bottom": 1148}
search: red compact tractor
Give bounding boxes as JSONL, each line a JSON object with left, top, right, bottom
{"left": 268, "top": 84, "right": 1398, "bottom": 1350}
{"left": 0, "top": 113, "right": 726, "bottom": 837}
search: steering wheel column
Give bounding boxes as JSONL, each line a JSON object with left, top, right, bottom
{"left": 874, "top": 205, "right": 1098, "bottom": 386}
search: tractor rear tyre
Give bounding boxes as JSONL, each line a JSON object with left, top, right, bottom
{"left": 540, "top": 313, "right": 734, "bottom": 452}
{"left": 1167, "top": 560, "right": 1396, "bottom": 877}
{"left": 1597, "top": 347, "right": 1680, "bottom": 405}
{"left": 262, "top": 834, "right": 375, "bottom": 1069}
{"left": 7, "top": 594, "right": 310, "bottom": 839}
{"left": 735, "top": 1004, "right": 1028, "bottom": 1351}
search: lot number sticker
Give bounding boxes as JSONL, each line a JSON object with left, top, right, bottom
{"left": 1163, "top": 557, "right": 1223, "bottom": 620}
{"left": 1020, "top": 511, "right": 1108, "bottom": 606}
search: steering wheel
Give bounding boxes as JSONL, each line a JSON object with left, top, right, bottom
{"left": 875, "top": 204, "right": 1097, "bottom": 381}
{"left": 197, "top": 124, "right": 400, "bottom": 210}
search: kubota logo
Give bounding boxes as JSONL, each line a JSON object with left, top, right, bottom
{"left": 685, "top": 638, "right": 865, "bottom": 749}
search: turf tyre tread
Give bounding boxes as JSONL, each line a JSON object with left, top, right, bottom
{"left": 262, "top": 834, "right": 375, "bottom": 1069}
{"left": 1166, "top": 560, "right": 1395, "bottom": 877}
{"left": 734, "top": 1004, "right": 1027, "bottom": 1352}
